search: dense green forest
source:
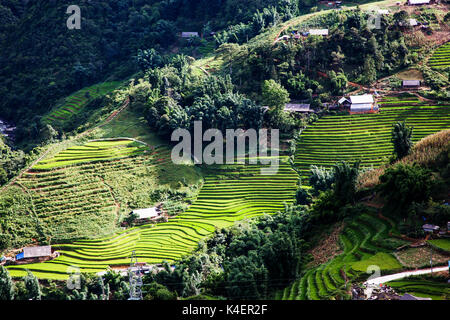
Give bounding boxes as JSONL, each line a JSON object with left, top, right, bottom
{"left": 0, "top": 0, "right": 449, "bottom": 302}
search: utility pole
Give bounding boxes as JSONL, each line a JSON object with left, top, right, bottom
{"left": 430, "top": 246, "right": 433, "bottom": 275}
{"left": 128, "top": 251, "right": 143, "bottom": 300}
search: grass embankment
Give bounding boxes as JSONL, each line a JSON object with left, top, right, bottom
{"left": 6, "top": 154, "right": 297, "bottom": 279}
{"left": 387, "top": 276, "right": 450, "bottom": 300}
{"left": 43, "top": 82, "right": 121, "bottom": 126}
{"left": 295, "top": 98, "right": 450, "bottom": 184}
{"left": 275, "top": 212, "right": 407, "bottom": 300}
{"left": 428, "top": 41, "right": 450, "bottom": 70}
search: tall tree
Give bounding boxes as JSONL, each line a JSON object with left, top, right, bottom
{"left": 333, "top": 161, "right": 360, "bottom": 205}
{"left": 0, "top": 266, "right": 15, "bottom": 300}
{"left": 24, "top": 270, "right": 41, "bottom": 300}
{"left": 261, "top": 79, "right": 289, "bottom": 110}
{"left": 391, "top": 121, "right": 413, "bottom": 159}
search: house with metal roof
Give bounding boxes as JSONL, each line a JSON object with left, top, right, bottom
{"left": 408, "top": 0, "right": 431, "bottom": 5}
{"left": 132, "top": 207, "right": 161, "bottom": 220}
{"left": 16, "top": 246, "right": 52, "bottom": 260}
{"left": 349, "top": 95, "right": 379, "bottom": 114}
{"left": 181, "top": 32, "right": 199, "bottom": 38}
{"left": 284, "top": 103, "right": 312, "bottom": 113}
{"left": 308, "top": 29, "right": 329, "bottom": 36}
{"left": 402, "top": 80, "right": 421, "bottom": 88}
{"left": 422, "top": 224, "right": 440, "bottom": 233}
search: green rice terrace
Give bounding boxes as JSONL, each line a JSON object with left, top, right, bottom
{"left": 274, "top": 212, "right": 408, "bottom": 300}
{"left": 386, "top": 277, "right": 450, "bottom": 300}
{"left": 428, "top": 42, "right": 450, "bottom": 70}
{"left": 295, "top": 97, "right": 450, "bottom": 182}
{"left": 6, "top": 152, "right": 298, "bottom": 279}
{"left": 43, "top": 82, "right": 121, "bottom": 125}
{"left": 6, "top": 139, "right": 172, "bottom": 242}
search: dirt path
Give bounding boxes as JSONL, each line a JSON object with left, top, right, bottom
{"left": 0, "top": 97, "right": 130, "bottom": 194}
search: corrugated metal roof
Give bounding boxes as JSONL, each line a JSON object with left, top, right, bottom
{"left": 284, "top": 104, "right": 311, "bottom": 112}
{"left": 403, "top": 80, "right": 421, "bottom": 86}
{"left": 422, "top": 224, "right": 440, "bottom": 230}
{"left": 309, "top": 29, "right": 329, "bottom": 36}
{"left": 133, "top": 207, "right": 159, "bottom": 219}
{"left": 23, "top": 246, "right": 52, "bottom": 258}
{"left": 408, "top": 0, "right": 430, "bottom": 4}
{"left": 338, "top": 97, "right": 349, "bottom": 104}
{"left": 350, "top": 104, "right": 374, "bottom": 111}
{"left": 181, "top": 32, "right": 199, "bottom": 38}
{"left": 350, "top": 95, "right": 374, "bottom": 104}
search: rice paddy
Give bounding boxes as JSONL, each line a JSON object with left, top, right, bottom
{"left": 43, "top": 82, "right": 121, "bottom": 125}
{"left": 6, "top": 147, "right": 298, "bottom": 279}
{"left": 428, "top": 42, "right": 450, "bottom": 69}
{"left": 295, "top": 98, "right": 450, "bottom": 182}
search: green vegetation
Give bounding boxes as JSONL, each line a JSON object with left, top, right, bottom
{"left": 428, "top": 42, "right": 450, "bottom": 69}
{"left": 428, "top": 239, "right": 450, "bottom": 253}
{"left": 43, "top": 82, "right": 121, "bottom": 127}
{"left": 387, "top": 276, "right": 450, "bottom": 300}
{"left": 275, "top": 212, "right": 406, "bottom": 300}
{"left": 6, "top": 155, "right": 297, "bottom": 279}
{"left": 295, "top": 100, "right": 450, "bottom": 182}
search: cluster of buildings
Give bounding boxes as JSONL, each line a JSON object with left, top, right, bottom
{"left": 1, "top": 245, "right": 57, "bottom": 266}
{"left": 353, "top": 283, "right": 433, "bottom": 300}
{"left": 422, "top": 221, "right": 450, "bottom": 236}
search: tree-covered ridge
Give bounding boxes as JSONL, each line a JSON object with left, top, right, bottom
{"left": 0, "top": 0, "right": 302, "bottom": 145}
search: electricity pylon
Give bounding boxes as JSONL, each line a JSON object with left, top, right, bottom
{"left": 128, "top": 251, "right": 143, "bottom": 300}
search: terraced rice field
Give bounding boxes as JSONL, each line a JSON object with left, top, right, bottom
{"left": 275, "top": 213, "right": 406, "bottom": 300}
{"left": 10, "top": 139, "right": 165, "bottom": 241}
{"left": 428, "top": 42, "right": 450, "bottom": 69}
{"left": 44, "top": 82, "right": 121, "bottom": 124}
{"left": 7, "top": 152, "right": 297, "bottom": 279}
{"left": 295, "top": 98, "right": 450, "bottom": 181}
{"left": 386, "top": 279, "right": 450, "bottom": 300}
{"left": 33, "top": 139, "right": 148, "bottom": 170}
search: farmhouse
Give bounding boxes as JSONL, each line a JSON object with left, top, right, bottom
{"left": 422, "top": 224, "right": 440, "bottom": 233}
{"left": 339, "top": 95, "right": 378, "bottom": 114}
{"left": 284, "top": 103, "right": 312, "bottom": 113}
{"left": 181, "top": 32, "right": 199, "bottom": 38}
{"left": 308, "top": 29, "right": 329, "bottom": 36}
{"left": 408, "top": 0, "right": 431, "bottom": 5}
{"left": 16, "top": 245, "right": 52, "bottom": 260}
{"left": 132, "top": 207, "right": 162, "bottom": 221}
{"left": 402, "top": 80, "right": 421, "bottom": 88}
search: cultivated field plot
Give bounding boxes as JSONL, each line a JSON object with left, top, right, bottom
{"left": 295, "top": 98, "right": 450, "bottom": 181}
{"left": 428, "top": 42, "right": 450, "bottom": 69}
{"left": 10, "top": 139, "right": 167, "bottom": 242}
{"left": 43, "top": 82, "right": 121, "bottom": 125}
{"left": 276, "top": 213, "right": 406, "bottom": 300}
{"left": 7, "top": 156, "right": 298, "bottom": 279}
{"left": 387, "top": 278, "right": 450, "bottom": 300}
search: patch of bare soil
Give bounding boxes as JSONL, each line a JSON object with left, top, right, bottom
{"left": 395, "top": 245, "right": 449, "bottom": 268}
{"left": 307, "top": 223, "right": 345, "bottom": 268}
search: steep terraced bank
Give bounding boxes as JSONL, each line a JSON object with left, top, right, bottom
{"left": 43, "top": 82, "right": 121, "bottom": 125}
{"left": 295, "top": 98, "right": 450, "bottom": 182}
{"left": 6, "top": 139, "right": 171, "bottom": 242}
{"left": 428, "top": 42, "right": 450, "bottom": 69}
{"left": 7, "top": 155, "right": 298, "bottom": 279}
{"left": 275, "top": 212, "right": 406, "bottom": 300}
